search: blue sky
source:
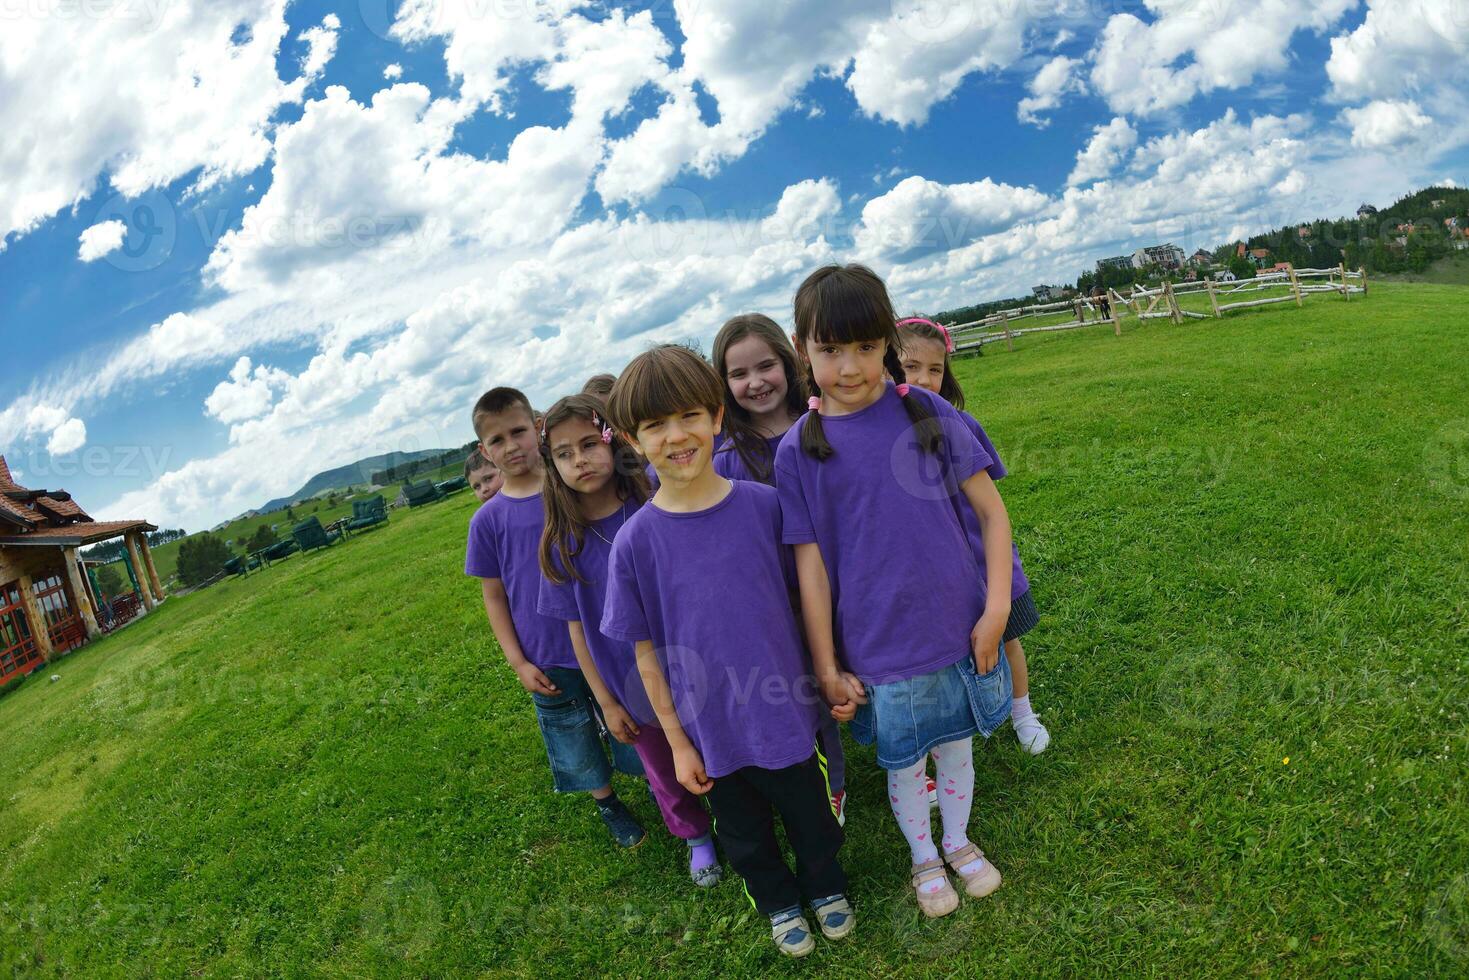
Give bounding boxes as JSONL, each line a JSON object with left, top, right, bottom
{"left": 2, "top": 0, "right": 1466, "bottom": 531}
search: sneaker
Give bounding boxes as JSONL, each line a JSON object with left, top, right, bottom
{"left": 1014, "top": 714, "right": 1051, "bottom": 755}
{"left": 770, "top": 908, "right": 816, "bottom": 957}
{"left": 926, "top": 776, "right": 938, "bottom": 808}
{"left": 831, "top": 789, "right": 847, "bottom": 827}
{"left": 595, "top": 796, "right": 646, "bottom": 848}
{"left": 811, "top": 894, "right": 855, "bottom": 940}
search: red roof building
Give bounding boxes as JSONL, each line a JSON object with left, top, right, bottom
{"left": 0, "top": 454, "right": 163, "bottom": 682}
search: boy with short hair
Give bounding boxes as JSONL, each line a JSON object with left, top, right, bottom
{"left": 465, "top": 449, "right": 502, "bottom": 504}
{"left": 466, "top": 386, "right": 645, "bottom": 846}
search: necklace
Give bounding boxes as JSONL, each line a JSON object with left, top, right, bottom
{"left": 588, "top": 499, "right": 628, "bottom": 546}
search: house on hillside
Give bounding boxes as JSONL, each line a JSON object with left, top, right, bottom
{"left": 1033, "top": 284, "right": 1070, "bottom": 301}
{"left": 1096, "top": 255, "right": 1133, "bottom": 273}
{"left": 0, "top": 454, "right": 164, "bottom": 684}
{"left": 1356, "top": 204, "right": 1378, "bottom": 219}
{"left": 1189, "top": 249, "right": 1213, "bottom": 266}
{"left": 1132, "top": 243, "right": 1185, "bottom": 269}
{"left": 1249, "top": 247, "right": 1271, "bottom": 267}
{"left": 1431, "top": 199, "right": 1446, "bottom": 209}
{"left": 1217, "top": 270, "right": 1238, "bottom": 282}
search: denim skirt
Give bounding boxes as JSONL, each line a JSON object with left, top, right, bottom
{"left": 532, "top": 666, "right": 645, "bottom": 792}
{"left": 849, "top": 647, "right": 1012, "bottom": 770}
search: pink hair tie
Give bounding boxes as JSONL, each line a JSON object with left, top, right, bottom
{"left": 600, "top": 427, "right": 613, "bottom": 444}
{"left": 895, "top": 383, "right": 911, "bottom": 397}
{"left": 896, "top": 316, "right": 955, "bottom": 354}
{"left": 807, "top": 396, "right": 821, "bottom": 411}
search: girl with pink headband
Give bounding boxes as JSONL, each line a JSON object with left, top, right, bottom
{"left": 899, "top": 317, "right": 1051, "bottom": 756}
{"left": 776, "top": 265, "right": 1017, "bottom": 919}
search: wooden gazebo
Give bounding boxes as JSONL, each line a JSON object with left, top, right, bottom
{"left": 0, "top": 454, "right": 163, "bottom": 683}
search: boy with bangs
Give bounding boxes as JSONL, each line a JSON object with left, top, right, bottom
{"left": 600, "top": 345, "right": 852, "bottom": 958}
{"left": 465, "top": 386, "right": 645, "bottom": 847}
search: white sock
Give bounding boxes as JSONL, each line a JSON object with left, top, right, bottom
{"left": 887, "top": 759, "right": 943, "bottom": 892}
{"left": 1011, "top": 694, "right": 1033, "bottom": 721}
{"left": 931, "top": 737, "right": 984, "bottom": 875}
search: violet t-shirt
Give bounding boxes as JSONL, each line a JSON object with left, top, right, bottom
{"left": 953, "top": 410, "right": 1030, "bottom": 599}
{"left": 464, "top": 491, "right": 578, "bottom": 671}
{"left": 600, "top": 480, "right": 820, "bottom": 778}
{"left": 536, "top": 502, "right": 654, "bottom": 724}
{"left": 775, "top": 383, "right": 991, "bottom": 686}
{"left": 713, "top": 433, "right": 783, "bottom": 485}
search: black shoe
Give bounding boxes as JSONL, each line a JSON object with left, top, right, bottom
{"left": 596, "top": 796, "right": 645, "bottom": 848}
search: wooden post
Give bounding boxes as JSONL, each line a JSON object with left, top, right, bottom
{"left": 16, "top": 573, "right": 54, "bottom": 660}
{"left": 1002, "top": 309, "right": 1014, "bottom": 351}
{"left": 139, "top": 536, "right": 164, "bottom": 601}
{"left": 1206, "top": 277, "right": 1221, "bottom": 318}
{"left": 1164, "top": 281, "right": 1182, "bottom": 323}
{"left": 124, "top": 533, "right": 155, "bottom": 612}
{"left": 1288, "top": 266, "right": 1303, "bottom": 307}
{"left": 64, "top": 546, "right": 100, "bottom": 640}
{"left": 1111, "top": 294, "right": 1121, "bottom": 336}
{"left": 1359, "top": 265, "right": 1368, "bottom": 295}
{"left": 1337, "top": 262, "right": 1350, "bottom": 300}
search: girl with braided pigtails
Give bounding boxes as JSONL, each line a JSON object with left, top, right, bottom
{"left": 774, "top": 264, "right": 1017, "bottom": 919}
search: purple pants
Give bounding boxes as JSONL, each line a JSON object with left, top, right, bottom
{"left": 631, "top": 724, "right": 712, "bottom": 840}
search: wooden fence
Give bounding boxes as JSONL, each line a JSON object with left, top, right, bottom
{"left": 949, "top": 264, "right": 1367, "bottom": 355}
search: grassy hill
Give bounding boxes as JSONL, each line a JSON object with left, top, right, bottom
{"left": 2, "top": 282, "right": 1467, "bottom": 975}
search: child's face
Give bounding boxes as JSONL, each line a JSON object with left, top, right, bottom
{"left": 723, "top": 335, "right": 788, "bottom": 420}
{"left": 470, "top": 462, "right": 502, "bottom": 503}
{"left": 899, "top": 337, "right": 947, "bottom": 396}
{"left": 478, "top": 406, "right": 540, "bottom": 478}
{"left": 547, "top": 415, "right": 614, "bottom": 496}
{"left": 628, "top": 405, "right": 724, "bottom": 483}
{"left": 802, "top": 336, "right": 887, "bottom": 412}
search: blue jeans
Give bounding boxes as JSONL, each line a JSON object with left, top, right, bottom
{"left": 849, "top": 647, "right": 1011, "bottom": 770}
{"left": 532, "top": 667, "right": 645, "bottom": 792}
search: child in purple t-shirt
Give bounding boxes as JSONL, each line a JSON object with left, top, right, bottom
{"left": 464, "top": 386, "right": 644, "bottom": 848}
{"left": 710, "top": 313, "right": 849, "bottom": 824}
{"left": 534, "top": 393, "right": 721, "bottom": 888}
{"left": 600, "top": 345, "right": 851, "bottom": 959}
{"left": 778, "top": 265, "right": 1017, "bottom": 920}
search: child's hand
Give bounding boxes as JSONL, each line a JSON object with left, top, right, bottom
{"left": 674, "top": 744, "right": 713, "bottom": 795}
{"left": 970, "top": 614, "right": 1006, "bottom": 674}
{"left": 514, "top": 661, "right": 560, "bottom": 696}
{"left": 602, "top": 703, "right": 641, "bottom": 744}
{"left": 818, "top": 670, "right": 867, "bottom": 717}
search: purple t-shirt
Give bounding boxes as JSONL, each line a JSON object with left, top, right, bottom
{"left": 775, "top": 383, "right": 991, "bottom": 685}
{"left": 601, "top": 480, "right": 820, "bottom": 778}
{"left": 536, "top": 501, "right": 654, "bottom": 723}
{"left": 953, "top": 410, "right": 1030, "bottom": 599}
{"left": 464, "top": 491, "right": 578, "bottom": 671}
{"left": 713, "top": 433, "right": 783, "bottom": 485}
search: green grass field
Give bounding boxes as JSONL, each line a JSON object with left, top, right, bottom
{"left": 3, "top": 283, "right": 1467, "bottom": 976}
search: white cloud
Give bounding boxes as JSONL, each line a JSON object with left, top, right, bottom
{"left": 46, "top": 418, "right": 88, "bottom": 456}
{"left": 298, "top": 14, "right": 341, "bottom": 81}
{"left": 0, "top": 0, "right": 329, "bottom": 248}
{"left": 77, "top": 220, "right": 127, "bottom": 262}
{"left": 204, "top": 356, "right": 292, "bottom": 424}
{"left": 1327, "top": 1, "right": 1469, "bottom": 102}
{"left": 1068, "top": 117, "right": 1138, "bottom": 187}
{"left": 854, "top": 176, "right": 1050, "bottom": 261}
{"left": 1018, "top": 56, "right": 1085, "bottom": 126}
{"left": 1090, "top": 1, "right": 1356, "bottom": 116}
{"left": 383, "top": 63, "right": 404, "bottom": 80}
{"left": 1343, "top": 100, "right": 1434, "bottom": 149}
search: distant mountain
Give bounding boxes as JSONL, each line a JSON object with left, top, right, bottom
{"left": 259, "top": 449, "right": 454, "bottom": 513}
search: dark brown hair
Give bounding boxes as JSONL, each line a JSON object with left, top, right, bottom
{"left": 471, "top": 386, "right": 534, "bottom": 441}
{"left": 581, "top": 373, "right": 617, "bottom": 397}
{"left": 538, "top": 394, "right": 650, "bottom": 585}
{"left": 463, "top": 449, "right": 491, "bottom": 480}
{"left": 711, "top": 314, "right": 806, "bottom": 483}
{"left": 792, "top": 264, "right": 941, "bottom": 459}
{"left": 604, "top": 344, "right": 724, "bottom": 436}
{"left": 897, "top": 317, "right": 965, "bottom": 411}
